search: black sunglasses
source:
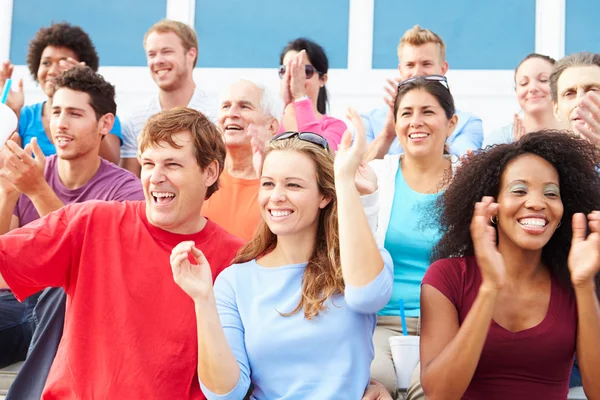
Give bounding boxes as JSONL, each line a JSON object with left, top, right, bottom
{"left": 397, "top": 75, "right": 449, "bottom": 90}
{"left": 278, "top": 64, "right": 322, "bottom": 80}
{"left": 270, "top": 131, "right": 329, "bottom": 150}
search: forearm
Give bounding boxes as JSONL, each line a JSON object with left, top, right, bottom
{"left": 335, "top": 178, "right": 383, "bottom": 286}
{"left": 195, "top": 297, "right": 241, "bottom": 395}
{"left": 121, "top": 158, "right": 141, "bottom": 177}
{"left": 422, "top": 287, "right": 498, "bottom": 399}
{"left": 28, "top": 183, "right": 65, "bottom": 217}
{"left": 0, "top": 192, "right": 19, "bottom": 234}
{"left": 574, "top": 283, "right": 600, "bottom": 396}
{"left": 365, "top": 133, "right": 395, "bottom": 162}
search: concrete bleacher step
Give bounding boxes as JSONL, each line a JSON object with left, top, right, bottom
{"left": 0, "top": 362, "right": 22, "bottom": 396}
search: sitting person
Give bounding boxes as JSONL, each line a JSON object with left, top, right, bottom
{"left": 171, "top": 124, "right": 394, "bottom": 399}
{"left": 277, "top": 38, "right": 347, "bottom": 150}
{"left": 361, "top": 75, "right": 458, "bottom": 399}
{"left": 202, "top": 79, "right": 281, "bottom": 241}
{"left": 0, "top": 22, "right": 122, "bottom": 163}
{"left": 362, "top": 25, "right": 482, "bottom": 159}
{"left": 483, "top": 53, "right": 560, "bottom": 147}
{"left": 420, "top": 131, "right": 600, "bottom": 399}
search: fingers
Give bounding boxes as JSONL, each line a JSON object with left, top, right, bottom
{"left": 5, "top": 140, "right": 35, "bottom": 167}
{"left": 190, "top": 246, "right": 208, "bottom": 266}
{"left": 346, "top": 107, "right": 367, "bottom": 150}
{"left": 30, "top": 138, "right": 46, "bottom": 163}
{"left": 571, "top": 213, "right": 587, "bottom": 245}
{"left": 339, "top": 130, "right": 353, "bottom": 150}
{"left": 587, "top": 211, "right": 600, "bottom": 233}
{"left": 170, "top": 241, "right": 195, "bottom": 262}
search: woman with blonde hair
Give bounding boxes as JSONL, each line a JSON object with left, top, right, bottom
{"left": 170, "top": 113, "right": 393, "bottom": 399}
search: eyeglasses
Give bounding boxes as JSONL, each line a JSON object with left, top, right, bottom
{"left": 397, "top": 75, "right": 449, "bottom": 90}
{"left": 270, "top": 131, "right": 329, "bottom": 150}
{"left": 278, "top": 65, "right": 322, "bottom": 80}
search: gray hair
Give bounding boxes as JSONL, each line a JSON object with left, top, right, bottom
{"left": 550, "top": 52, "right": 600, "bottom": 102}
{"left": 219, "top": 79, "right": 283, "bottom": 120}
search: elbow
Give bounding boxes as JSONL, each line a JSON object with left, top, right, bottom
{"left": 421, "top": 369, "right": 463, "bottom": 400}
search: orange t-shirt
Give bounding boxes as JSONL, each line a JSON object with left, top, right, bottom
{"left": 203, "top": 170, "right": 261, "bottom": 241}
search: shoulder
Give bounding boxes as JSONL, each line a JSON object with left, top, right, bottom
{"left": 18, "top": 103, "right": 43, "bottom": 132}
{"left": 214, "top": 259, "right": 257, "bottom": 293}
{"left": 424, "top": 257, "right": 473, "bottom": 289}
{"left": 321, "top": 115, "right": 347, "bottom": 129}
{"left": 207, "top": 222, "right": 245, "bottom": 256}
{"left": 361, "top": 106, "right": 388, "bottom": 121}
{"left": 62, "top": 200, "right": 132, "bottom": 222}
{"left": 455, "top": 108, "right": 482, "bottom": 123}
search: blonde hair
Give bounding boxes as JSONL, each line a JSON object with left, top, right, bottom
{"left": 397, "top": 24, "right": 446, "bottom": 64}
{"left": 232, "top": 137, "right": 344, "bottom": 319}
{"left": 139, "top": 107, "right": 225, "bottom": 199}
{"left": 144, "top": 19, "right": 199, "bottom": 67}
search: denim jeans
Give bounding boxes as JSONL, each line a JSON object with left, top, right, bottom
{"left": 569, "top": 356, "right": 582, "bottom": 388}
{"left": 6, "top": 287, "right": 65, "bottom": 400}
{"left": 0, "top": 290, "right": 36, "bottom": 368}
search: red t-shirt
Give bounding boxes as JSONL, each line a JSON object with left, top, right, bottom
{"left": 0, "top": 200, "right": 244, "bottom": 400}
{"left": 422, "top": 256, "right": 577, "bottom": 400}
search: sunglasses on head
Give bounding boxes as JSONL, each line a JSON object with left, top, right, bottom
{"left": 278, "top": 64, "right": 322, "bottom": 80}
{"left": 397, "top": 75, "right": 449, "bottom": 90}
{"left": 270, "top": 131, "right": 329, "bottom": 150}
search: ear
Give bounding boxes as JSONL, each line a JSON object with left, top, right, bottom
{"left": 447, "top": 114, "right": 458, "bottom": 137}
{"left": 203, "top": 159, "right": 220, "bottom": 188}
{"left": 440, "top": 61, "right": 449, "bottom": 75}
{"left": 98, "top": 113, "right": 115, "bottom": 137}
{"left": 268, "top": 117, "right": 279, "bottom": 136}
{"left": 319, "top": 195, "right": 332, "bottom": 209}
{"left": 319, "top": 73, "right": 328, "bottom": 86}
{"left": 553, "top": 101, "right": 561, "bottom": 122}
{"left": 187, "top": 47, "right": 197, "bottom": 66}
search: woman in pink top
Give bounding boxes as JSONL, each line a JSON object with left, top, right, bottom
{"left": 278, "top": 38, "right": 346, "bottom": 150}
{"left": 420, "top": 131, "right": 600, "bottom": 399}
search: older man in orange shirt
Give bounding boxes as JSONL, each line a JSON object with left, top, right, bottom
{"left": 203, "top": 80, "right": 281, "bottom": 241}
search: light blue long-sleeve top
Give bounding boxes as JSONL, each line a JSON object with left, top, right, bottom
{"left": 200, "top": 252, "right": 394, "bottom": 400}
{"left": 482, "top": 123, "right": 514, "bottom": 148}
{"left": 361, "top": 106, "right": 484, "bottom": 157}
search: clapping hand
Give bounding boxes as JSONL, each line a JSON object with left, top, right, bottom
{"left": 289, "top": 50, "right": 308, "bottom": 101}
{"left": 568, "top": 212, "right": 600, "bottom": 289}
{"left": 247, "top": 123, "right": 272, "bottom": 177}
{"left": 170, "top": 241, "right": 214, "bottom": 302}
{"left": 0, "top": 138, "right": 46, "bottom": 196}
{"left": 572, "top": 92, "right": 600, "bottom": 145}
{"left": 513, "top": 113, "right": 526, "bottom": 141}
{"left": 470, "top": 197, "right": 506, "bottom": 291}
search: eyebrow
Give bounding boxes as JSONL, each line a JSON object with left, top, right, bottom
{"left": 51, "top": 106, "right": 87, "bottom": 112}
{"left": 561, "top": 83, "right": 600, "bottom": 95}
{"left": 261, "top": 176, "right": 308, "bottom": 182}
{"left": 401, "top": 105, "right": 435, "bottom": 110}
{"left": 505, "top": 179, "right": 559, "bottom": 188}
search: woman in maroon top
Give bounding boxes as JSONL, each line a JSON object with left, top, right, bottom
{"left": 420, "top": 131, "right": 600, "bottom": 400}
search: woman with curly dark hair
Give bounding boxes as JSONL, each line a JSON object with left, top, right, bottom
{"left": 419, "top": 131, "right": 600, "bottom": 399}
{"left": 0, "top": 22, "right": 121, "bottom": 163}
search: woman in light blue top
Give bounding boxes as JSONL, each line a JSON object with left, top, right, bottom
{"left": 361, "top": 76, "right": 458, "bottom": 398}
{"left": 170, "top": 122, "right": 393, "bottom": 400}
{"left": 483, "top": 53, "right": 560, "bottom": 148}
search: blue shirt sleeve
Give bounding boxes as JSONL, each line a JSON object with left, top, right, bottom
{"left": 109, "top": 115, "right": 123, "bottom": 144}
{"left": 361, "top": 107, "right": 387, "bottom": 145}
{"left": 482, "top": 124, "right": 514, "bottom": 148}
{"left": 344, "top": 248, "right": 394, "bottom": 314}
{"left": 447, "top": 114, "right": 484, "bottom": 156}
{"left": 201, "top": 268, "right": 251, "bottom": 400}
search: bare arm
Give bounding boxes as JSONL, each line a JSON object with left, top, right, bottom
{"left": 99, "top": 134, "right": 121, "bottom": 165}
{"left": 365, "top": 131, "right": 396, "bottom": 162}
{"left": 121, "top": 157, "right": 141, "bottom": 177}
{"left": 574, "top": 284, "right": 600, "bottom": 397}
{"left": 420, "top": 284, "right": 498, "bottom": 399}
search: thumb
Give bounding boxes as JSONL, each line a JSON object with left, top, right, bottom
{"left": 340, "top": 130, "right": 352, "bottom": 150}
{"left": 30, "top": 138, "right": 45, "bottom": 163}
{"left": 571, "top": 213, "right": 587, "bottom": 245}
{"left": 17, "top": 78, "right": 23, "bottom": 92}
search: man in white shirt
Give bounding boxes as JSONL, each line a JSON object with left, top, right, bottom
{"left": 120, "top": 19, "right": 214, "bottom": 176}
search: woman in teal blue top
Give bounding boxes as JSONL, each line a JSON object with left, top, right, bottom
{"left": 1, "top": 23, "right": 121, "bottom": 164}
{"left": 170, "top": 123, "right": 394, "bottom": 400}
{"left": 361, "top": 76, "right": 458, "bottom": 398}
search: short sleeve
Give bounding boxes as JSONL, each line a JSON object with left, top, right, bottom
{"left": 422, "top": 258, "right": 464, "bottom": 309}
{"left": 0, "top": 206, "right": 73, "bottom": 300}
{"left": 17, "top": 106, "right": 33, "bottom": 137}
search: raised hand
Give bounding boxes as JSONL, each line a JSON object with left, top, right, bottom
{"left": 335, "top": 108, "right": 370, "bottom": 181}
{"left": 568, "top": 212, "right": 600, "bottom": 289}
{"left": 280, "top": 65, "right": 293, "bottom": 106}
{"left": 470, "top": 197, "right": 506, "bottom": 290}
{"left": 572, "top": 92, "right": 600, "bottom": 145}
{"left": 513, "top": 113, "right": 526, "bottom": 141}
{"left": 0, "top": 138, "right": 46, "bottom": 196}
{"left": 382, "top": 77, "right": 400, "bottom": 139}
{"left": 58, "top": 57, "right": 86, "bottom": 73}
{"left": 170, "top": 241, "right": 214, "bottom": 302}
{"left": 0, "top": 61, "right": 24, "bottom": 116}
{"left": 290, "top": 50, "right": 307, "bottom": 101}
{"left": 247, "top": 123, "right": 272, "bottom": 176}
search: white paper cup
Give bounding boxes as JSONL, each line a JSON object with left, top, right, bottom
{"left": 0, "top": 103, "right": 17, "bottom": 146}
{"left": 389, "top": 335, "right": 420, "bottom": 390}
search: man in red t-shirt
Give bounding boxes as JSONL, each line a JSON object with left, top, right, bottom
{"left": 0, "top": 107, "right": 243, "bottom": 400}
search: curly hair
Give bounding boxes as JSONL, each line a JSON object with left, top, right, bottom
{"left": 53, "top": 66, "right": 116, "bottom": 120}
{"left": 433, "top": 130, "right": 600, "bottom": 290}
{"left": 27, "top": 22, "right": 99, "bottom": 82}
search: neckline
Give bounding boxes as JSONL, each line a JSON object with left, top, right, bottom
{"left": 490, "top": 275, "right": 560, "bottom": 339}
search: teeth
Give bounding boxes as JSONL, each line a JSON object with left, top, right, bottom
{"left": 409, "top": 133, "right": 428, "bottom": 139}
{"left": 226, "top": 125, "right": 243, "bottom": 130}
{"left": 271, "top": 210, "right": 292, "bottom": 217}
{"left": 57, "top": 137, "right": 71, "bottom": 143}
{"left": 519, "top": 218, "right": 546, "bottom": 227}
{"left": 156, "top": 70, "right": 169, "bottom": 76}
{"left": 152, "top": 192, "right": 175, "bottom": 198}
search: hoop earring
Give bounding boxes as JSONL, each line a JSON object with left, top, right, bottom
{"left": 490, "top": 215, "right": 498, "bottom": 225}
{"left": 557, "top": 221, "right": 561, "bottom": 228}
